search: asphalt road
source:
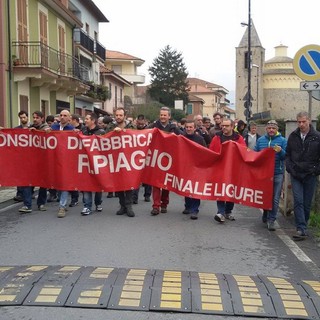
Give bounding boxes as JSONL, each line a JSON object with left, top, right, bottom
{"left": 0, "top": 190, "right": 319, "bottom": 319}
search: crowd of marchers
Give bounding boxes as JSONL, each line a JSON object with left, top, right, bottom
{"left": 2, "top": 107, "right": 320, "bottom": 242}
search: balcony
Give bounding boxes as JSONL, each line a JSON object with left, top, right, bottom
{"left": 74, "top": 28, "right": 94, "bottom": 54}
{"left": 12, "top": 41, "right": 90, "bottom": 94}
{"left": 120, "top": 73, "right": 145, "bottom": 84}
{"left": 95, "top": 40, "right": 106, "bottom": 62}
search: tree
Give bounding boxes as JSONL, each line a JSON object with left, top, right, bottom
{"left": 148, "top": 45, "right": 189, "bottom": 108}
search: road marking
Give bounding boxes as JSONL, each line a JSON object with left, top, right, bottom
{"left": 276, "top": 227, "right": 320, "bottom": 278}
{"left": 0, "top": 203, "right": 20, "bottom": 213}
{"left": 277, "top": 232, "right": 312, "bottom": 262}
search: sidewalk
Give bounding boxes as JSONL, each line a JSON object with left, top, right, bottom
{"left": 0, "top": 187, "right": 17, "bottom": 204}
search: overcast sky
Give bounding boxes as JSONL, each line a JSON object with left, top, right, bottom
{"left": 92, "top": 0, "right": 320, "bottom": 102}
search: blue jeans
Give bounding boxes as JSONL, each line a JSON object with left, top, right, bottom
{"left": 83, "top": 192, "right": 102, "bottom": 210}
{"left": 185, "top": 197, "right": 200, "bottom": 214}
{"left": 290, "top": 175, "right": 317, "bottom": 234}
{"left": 58, "top": 191, "right": 69, "bottom": 209}
{"left": 22, "top": 186, "right": 33, "bottom": 208}
{"left": 217, "top": 201, "right": 234, "bottom": 215}
{"left": 265, "top": 174, "right": 284, "bottom": 222}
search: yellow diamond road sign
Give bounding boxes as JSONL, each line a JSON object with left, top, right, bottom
{"left": 293, "top": 44, "right": 320, "bottom": 81}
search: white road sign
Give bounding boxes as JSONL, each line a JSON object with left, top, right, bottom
{"left": 300, "top": 81, "right": 320, "bottom": 91}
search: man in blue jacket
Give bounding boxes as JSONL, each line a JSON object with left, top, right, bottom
{"left": 255, "top": 120, "right": 287, "bottom": 231}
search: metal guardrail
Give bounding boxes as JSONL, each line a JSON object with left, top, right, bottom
{"left": 12, "top": 41, "right": 90, "bottom": 82}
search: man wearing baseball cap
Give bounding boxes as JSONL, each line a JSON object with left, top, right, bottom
{"left": 255, "top": 120, "right": 287, "bottom": 231}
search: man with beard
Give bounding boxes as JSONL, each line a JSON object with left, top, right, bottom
{"left": 106, "top": 107, "right": 136, "bottom": 217}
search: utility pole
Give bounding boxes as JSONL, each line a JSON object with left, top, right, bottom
{"left": 244, "top": 0, "right": 252, "bottom": 124}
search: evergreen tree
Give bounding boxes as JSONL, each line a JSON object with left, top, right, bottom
{"left": 148, "top": 45, "right": 189, "bottom": 108}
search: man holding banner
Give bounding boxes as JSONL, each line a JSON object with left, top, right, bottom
{"left": 51, "top": 110, "right": 74, "bottom": 218}
{"left": 148, "top": 107, "right": 181, "bottom": 215}
{"left": 106, "top": 107, "right": 136, "bottom": 217}
{"left": 209, "top": 118, "right": 246, "bottom": 223}
{"left": 183, "top": 120, "right": 207, "bottom": 219}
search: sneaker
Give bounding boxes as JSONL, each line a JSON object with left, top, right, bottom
{"left": 161, "top": 207, "right": 167, "bottom": 213}
{"left": 182, "top": 209, "right": 191, "bottom": 215}
{"left": 262, "top": 210, "right": 268, "bottom": 223}
{"left": 133, "top": 200, "right": 138, "bottom": 204}
{"left": 81, "top": 208, "right": 92, "bottom": 216}
{"left": 126, "top": 207, "right": 135, "bottom": 217}
{"left": 13, "top": 195, "right": 23, "bottom": 202}
{"left": 267, "top": 221, "right": 276, "bottom": 231}
{"left": 214, "top": 213, "right": 225, "bottom": 223}
{"left": 151, "top": 208, "right": 160, "bottom": 216}
{"left": 107, "top": 193, "right": 114, "bottom": 198}
{"left": 19, "top": 206, "right": 32, "bottom": 213}
{"left": 69, "top": 201, "right": 79, "bottom": 207}
{"left": 190, "top": 214, "right": 198, "bottom": 220}
{"left": 38, "top": 205, "right": 47, "bottom": 211}
{"left": 96, "top": 205, "right": 103, "bottom": 212}
{"left": 144, "top": 196, "right": 151, "bottom": 202}
{"left": 116, "top": 207, "right": 127, "bottom": 215}
{"left": 225, "top": 213, "right": 235, "bottom": 221}
{"left": 293, "top": 230, "right": 307, "bottom": 241}
{"left": 57, "top": 208, "right": 66, "bottom": 218}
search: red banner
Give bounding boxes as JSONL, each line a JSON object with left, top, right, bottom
{"left": 0, "top": 129, "right": 274, "bottom": 209}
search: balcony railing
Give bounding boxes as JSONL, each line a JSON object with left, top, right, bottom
{"left": 73, "top": 28, "right": 94, "bottom": 54}
{"left": 95, "top": 40, "right": 106, "bottom": 62}
{"left": 12, "top": 41, "right": 90, "bottom": 82}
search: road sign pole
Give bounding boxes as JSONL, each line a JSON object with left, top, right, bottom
{"left": 308, "top": 90, "right": 312, "bottom": 117}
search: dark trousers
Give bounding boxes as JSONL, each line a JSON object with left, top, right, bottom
{"left": 118, "top": 190, "right": 133, "bottom": 208}
{"left": 132, "top": 184, "right": 152, "bottom": 201}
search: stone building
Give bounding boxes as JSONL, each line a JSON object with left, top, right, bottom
{"left": 236, "top": 21, "right": 320, "bottom": 121}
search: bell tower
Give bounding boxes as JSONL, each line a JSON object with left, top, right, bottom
{"left": 235, "top": 21, "right": 265, "bottom": 120}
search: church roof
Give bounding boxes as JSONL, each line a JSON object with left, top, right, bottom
{"left": 265, "top": 56, "right": 293, "bottom": 64}
{"left": 237, "top": 21, "right": 263, "bottom": 48}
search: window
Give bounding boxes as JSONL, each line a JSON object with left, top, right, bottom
{"left": 112, "top": 65, "right": 122, "bottom": 74}
{"left": 59, "top": 0, "right": 68, "bottom": 7}
{"left": 244, "top": 51, "right": 252, "bottom": 69}
{"left": 109, "top": 83, "right": 112, "bottom": 99}
{"left": 120, "top": 88, "right": 123, "bottom": 103}
{"left": 19, "top": 95, "right": 28, "bottom": 111}
{"left": 186, "top": 103, "right": 193, "bottom": 115}
{"left": 115, "top": 86, "right": 118, "bottom": 108}
{"left": 85, "top": 23, "right": 89, "bottom": 35}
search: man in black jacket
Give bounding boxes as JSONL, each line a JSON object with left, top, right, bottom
{"left": 80, "top": 112, "right": 105, "bottom": 216}
{"left": 286, "top": 111, "right": 320, "bottom": 240}
{"left": 182, "top": 120, "right": 207, "bottom": 219}
{"left": 148, "top": 107, "right": 180, "bottom": 215}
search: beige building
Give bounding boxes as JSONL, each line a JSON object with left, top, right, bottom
{"left": 99, "top": 66, "right": 131, "bottom": 114}
{"left": 105, "top": 50, "right": 145, "bottom": 105}
{"left": 187, "top": 78, "right": 231, "bottom": 118}
{"left": 236, "top": 21, "right": 320, "bottom": 121}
